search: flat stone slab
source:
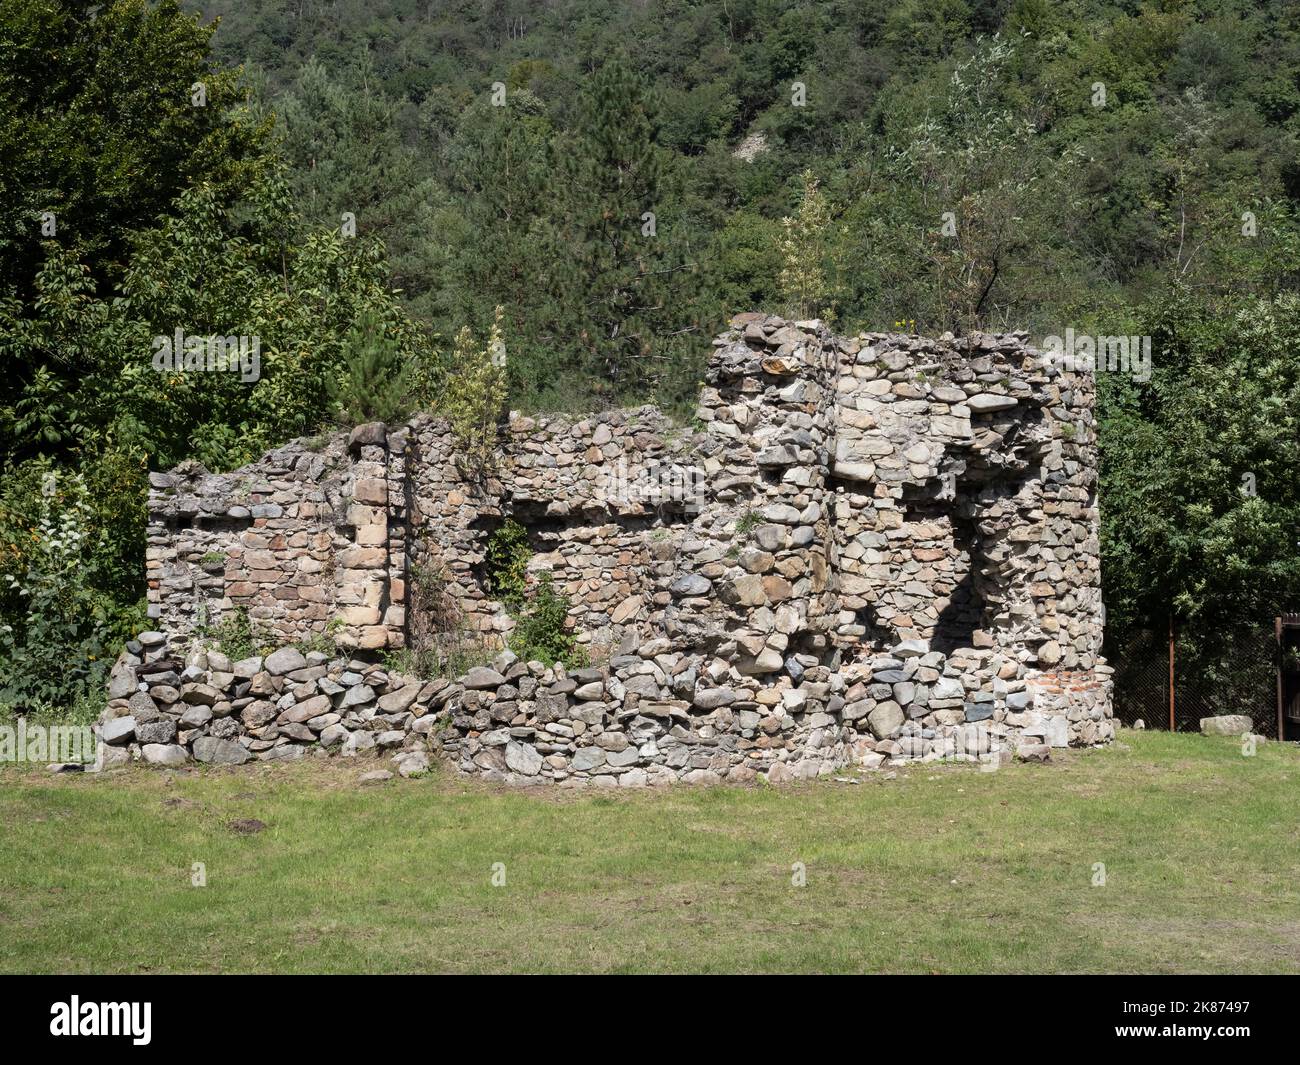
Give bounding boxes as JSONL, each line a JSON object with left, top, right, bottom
{"left": 1200, "top": 715, "right": 1253, "bottom": 736}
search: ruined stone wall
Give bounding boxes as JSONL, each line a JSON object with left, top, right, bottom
{"left": 106, "top": 314, "right": 1111, "bottom": 781}
{"left": 144, "top": 425, "right": 409, "bottom": 653}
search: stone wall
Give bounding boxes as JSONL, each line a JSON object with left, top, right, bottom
{"left": 145, "top": 427, "right": 409, "bottom": 653}
{"left": 104, "top": 314, "right": 1112, "bottom": 782}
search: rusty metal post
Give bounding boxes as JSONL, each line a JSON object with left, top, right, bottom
{"left": 1277, "top": 616, "right": 1285, "bottom": 742}
{"left": 1168, "top": 615, "right": 1176, "bottom": 732}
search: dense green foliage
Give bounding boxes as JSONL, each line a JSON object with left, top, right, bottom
{"left": 1, "top": 0, "right": 1298, "bottom": 712}
{"left": 328, "top": 309, "right": 422, "bottom": 426}
{"left": 1099, "top": 291, "right": 1300, "bottom": 646}
{"left": 0, "top": 1, "right": 439, "bottom": 712}
{"left": 483, "top": 520, "right": 532, "bottom": 607}
{"left": 484, "top": 522, "right": 585, "bottom": 667}
{"left": 508, "top": 573, "right": 585, "bottom": 669}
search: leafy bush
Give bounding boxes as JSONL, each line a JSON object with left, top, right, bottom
{"left": 0, "top": 470, "right": 117, "bottom": 715}
{"left": 483, "top": 519, "right": 531, "bottom": 607}
{"left": 509, "top": 573, "right": 585, "bottom": 668}
{"left": 438, "top": 308, "right": 507, "bottom": 470}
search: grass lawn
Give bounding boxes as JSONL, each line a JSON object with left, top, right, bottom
{"left": 1, "top": 729, "right": 1297, "bottom": 974}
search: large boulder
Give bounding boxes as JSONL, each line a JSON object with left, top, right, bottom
{"left": 264, "top": 647, "right": 308, "bottom": 676}
{"left": 505, "top": 740, "right": 542, "bottom": 776}
{"left": 100, "top": 716, "right": 136, "bottom": 746}
{"left": 136, "top": 719, "right": 177, "bottom": 745}
{"left": 1200, "top": 715, "right": 1253, "bottom": 737}
{"left": 867, "top": 701, "right": 904, "bottom": 740}
{"left": 142, "top": 743, "right": 188, "bottom": 768}
{"left": 462, "top": 666, "right": 506, "bottom": 690}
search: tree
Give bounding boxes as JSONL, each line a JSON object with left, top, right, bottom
{"left": 439, "top": 308, "right": 508, "bottom": 471}
{"left": 0, "top": 2, "right": 440, "bottom": 714}
{"left": 778, "top": 170, "right": 838, "bottom": 321}
{"left": 1100, "top": 289, "right": 1300, "bottom": 651}
{"left": 544, "top": 59, "right": 698, "bottom": 402}
{"left": 0, "top": 0, "right": 266, "bottom": 303}
{"left": 276, "top": 56, "right": 444, "bottom": 320}
{"left": 329, "top": 310, "right": 420, "bottom": 426}
{"left": 439, "top": 90, "right": 553, "bottom": 376}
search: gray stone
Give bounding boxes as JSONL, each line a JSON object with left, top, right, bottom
{"left": 1200, "top": 715, "right": 1253, "bottom": 737}
{"left": 967, "top": 393, "right": 1018, "bottom": 413}
{"left": 264, "top": 647, "right": 308, "bottom": 676}
{"left": 319, "top": 724, "right": 350, "bottom": 748}
{"left": 670, "top": 574, "right": 712, "bottom": 597}
{"left": 136, "top": 719, "right": 177, "bottom": 745}
{"left": 395, "top": 751, "right": 430, "bottom": 778}
{"left": 142, "top": 743, "right": 188, "bottom": 768}
{"left": 342, "top": 730, "right": 376, "bottom": 756}
{"left": 505, "top": 740, "right": 542, "bottom": 776}
{"left": 572, "top": 747, "right": 607, "bottom": 772}
{"left": 693, "top": 687, "right": 737, "bottom": 710}
{"left": 261, "top": 744, "right": 304, "bottom": 762}
{"left": 179, "top": 705, "right": 213, "bottom": 729}
{"left": 93, "top": 743, "right": 132, "bottom": 773}
{"left": 232, "top": 656, "right": 263, "bottom": 679}
{"left": 867, "top": 701, "right": 904, "bottom": 740}
{"left": 378, "top": 683, "right": 422, "bottom": 713}
{"left": 107, "top": 669, "right": 138, "bottom": 700}
{"left": 192, "top": 736, "right": 251, "bottom": 765}
{"left": 463, "top": 666, "right": 507, "bottom": 689}
{"left": 100, "top": 716, "right": 136, "bottom": 746}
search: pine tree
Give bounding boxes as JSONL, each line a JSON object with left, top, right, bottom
{"left": 277, "top": 56, "right": 444, "bottom": 319}
{"left": 329, "top": 310, "right": 417, "bottom": 425}
{"left": 545, "top": 59, "right": 694, "bottom": 403}
{"left": 442, "top": 90, "right": 553, "bottom": 393}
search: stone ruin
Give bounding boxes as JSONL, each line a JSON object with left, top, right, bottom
{"left": 99, "top": 314, "right": 1114, "bottom": 783}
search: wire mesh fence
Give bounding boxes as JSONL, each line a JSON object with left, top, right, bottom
{"left": 1106, "top": 624, "right": 1279, "bottom": 738}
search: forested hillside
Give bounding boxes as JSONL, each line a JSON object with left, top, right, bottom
{"left": 2, "top": 0, "right": 1298, "bottom": 716}
{"left": 193, "top": 1, "right": 1300, "bottom": 392}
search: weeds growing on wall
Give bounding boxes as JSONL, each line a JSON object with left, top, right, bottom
{"left": 482, "top": 522, "right": 584, "bottom": 667}
{"left": 483, "top": 520, "right": 531, "bottom": 608}
{"left": 398, "top": 556, "right": 494, "bottom": 680}
{"left": 509, "top": 573, "right": 585, "bottom": 669}
{"left": 294, "top": 618, "right": 345, "bottom": 658}
{"left": 200, "top": 606, "right": 273, "bottom": 662}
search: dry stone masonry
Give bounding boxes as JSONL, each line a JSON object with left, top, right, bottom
{"left": 102, "top": 314, "right": 1113, "bottom": 783}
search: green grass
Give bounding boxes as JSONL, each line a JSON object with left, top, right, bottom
{"left": 1, "top": 730, "right": 1297, "bottom": 973}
